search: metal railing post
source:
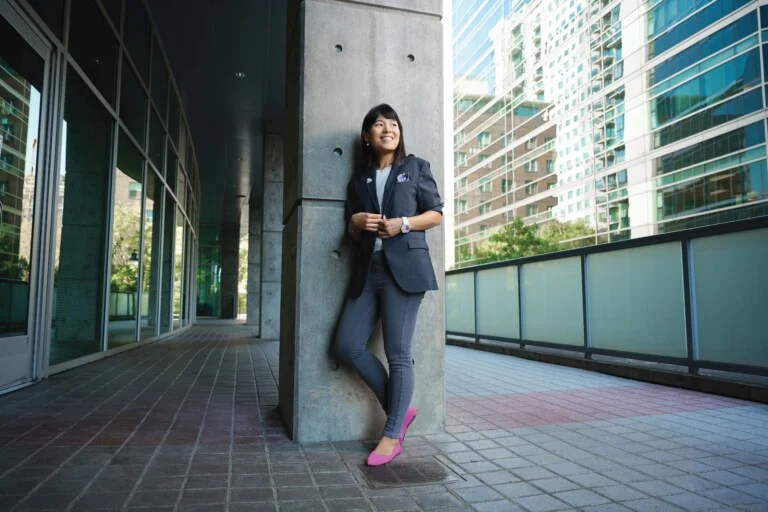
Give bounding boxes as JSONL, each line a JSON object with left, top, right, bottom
{"left": 473, "top": 270, "right": 479, "bottom": 343}
{"left": 681, "top": 238, "right": 697, "bottom": 375}
{"left": 582, "top": 253, "right": 591, "bottom": 360}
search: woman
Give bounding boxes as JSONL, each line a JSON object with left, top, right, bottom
{"left": 335, "top": 104, "right": 443, "bottom": 466}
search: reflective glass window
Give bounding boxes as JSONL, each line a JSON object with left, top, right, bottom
{"left": 0, "top": 16, "right": 44, "bottom": 337}
{"left": 141, "top": 171, "right": 162, "bottom": 340}
{"left": 27, "top": 0, "right": 65, "bottom": 39}
{"left": 148, "top": 109, "right": 164, "bottom": 172}
{"left": 108, "top": 130, "right": 143, "bottom": 347}
{"left": 69, "top": 0, "right": 119, "bottom": 106}
{"left": 123, "top": 1, "right": 151, "bottom": 83}
{"left": 100, "top": 0, "right": 122, "bottom": 30}
{"left": 151, "top": 38, "right": 168, "bottom": 122}
{"left": 173, "top": 208, "right": 184, "bottom": 329}
{"left": 160, "top": 190, "right": 174, "bottom": 334}
{"left": 51, "top": 69, "right": 113, "bottom": 364}
{"left": 169, "top": 92, "right": 180, "bottom": 149}
{"left": 652, "top": 13, "right": 757, "bottom": 85}
{"left": 119, "top": 52, "right": 147, "bottom": 146}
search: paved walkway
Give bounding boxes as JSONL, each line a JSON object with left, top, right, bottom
{"left": 0, "top": 325, "right": 767, "bottom": 511}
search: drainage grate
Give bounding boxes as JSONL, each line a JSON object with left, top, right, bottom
{"left": 355, "top": 456, "right": 465, "bottom": 489}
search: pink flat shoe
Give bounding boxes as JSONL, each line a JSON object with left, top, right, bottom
{"left": 400, "top": 407, "right": 418, "bottom": 445}
{"left": 366, "top": 443, "right": 401, "bottom": 466}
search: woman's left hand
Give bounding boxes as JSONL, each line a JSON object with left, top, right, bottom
{"left": 377, "top": 216, "right": 403, "bottom": 239}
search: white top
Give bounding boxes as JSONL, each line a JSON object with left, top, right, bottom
{"left": 374, "top": 165, "right": 392, "bottom": 252}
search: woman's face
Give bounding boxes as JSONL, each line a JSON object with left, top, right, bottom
{"left": 365, "top": 115, "right": 400, "bottom": 156}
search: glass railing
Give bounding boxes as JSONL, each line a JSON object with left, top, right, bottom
{"left": 446, "top": 217, "right": 768, "bottom": 375}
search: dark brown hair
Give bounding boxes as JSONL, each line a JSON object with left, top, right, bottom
{"left": 360, "top": 104, "right": 408, "bottom": 171}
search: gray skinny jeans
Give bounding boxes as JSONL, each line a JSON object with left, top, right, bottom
{"left": 335, "top": 252, "right": 424, "bottom": 439}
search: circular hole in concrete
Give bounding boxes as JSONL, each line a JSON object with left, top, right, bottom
{"left": 332, "top": 250, "right": 340, "bottom": 260}
{"left": 407, "top": 54, "right": 415, "bottom": 62}
{"left": 335, "top": 44, "right": 343, "bottom": 53}
{"left": 333, "top": 147, "right": 343, "bottom": 157}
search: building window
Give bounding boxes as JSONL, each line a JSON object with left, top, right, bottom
{"left": 526, "top": 205, "right": 539, "bottom": 216}
{"left": 478, "top": 177, "right": 492, "bottom": 193}
{"left": 477, "top": 132, "right": 492, "bottom": 146}
{"left": 129, "top": 182, "right": 142, "bottom": 199}
{"left": 525, "top": 138, "right": 537, "bottom": 150}
{"left": 479, "top": 224, "right": 489, "bottom": 236}
{"left": 546, "top": 160, "right": 554, "bottom": 173}
{"left": 456, "top": 130, "right": 466, "bottom": 144}
{"left": 454, "top": 151, "right": 467, "bottom": 166}
{"left": 524, "top": 181, "right": 538, "bottom": 195}
{"left": 455, "top": 177, "right": 468, "bottom": 191}
{"left": 524, "top": 161, "right": 538, "bottom": 173}
{"left": 478, "top": 154, "right": 491, "bottom": 168}
{"left": 501, "top": 179, "right": 513, "bottom": 193}
{"left": 479, "top": 203, "right": 491, "bottom": 215}
{"left": 455, "top": 199, "right": 468, "bottom": 214}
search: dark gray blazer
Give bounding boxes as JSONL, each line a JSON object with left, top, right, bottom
{"left": 344, "top": 155, "right": 443, "bottom": 298}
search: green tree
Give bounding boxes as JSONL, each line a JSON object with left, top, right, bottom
{"left": 539, "top": 219, "right": 597, "bottom": 252}
{"left": 110, "top": 205, "right": 142, "bottom": 293}
{"left": 473, "top": 217, "right": 551, "bottom": 263}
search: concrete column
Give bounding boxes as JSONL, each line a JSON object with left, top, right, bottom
{"left": 261, "top": 129, "right": 283, "bottom": 339}
{"left": 246, "top": 204, "right": 262, "bottom": 331}
{"left": 219, "top": 226, "right": 240, "bottom": 319}
{"left": 280, "top": 0, "right": 445, "bottom": 442}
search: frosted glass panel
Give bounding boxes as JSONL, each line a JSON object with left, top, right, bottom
{"left": 446, "top": 273, "right": 475, "bottom": 334}
{"left": 522, "top": 257, "right": 584, "bottom": 346}
{"left": 477, "top": 267, "right": 519, "bottom": 339}
{"left": 588, "top": 243, "right": 687, "bottom": 357}
{"left": 692, "top": 228, "right": 768, "bottom": 368}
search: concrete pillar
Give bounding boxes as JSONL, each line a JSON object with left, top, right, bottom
{"left": 261, "top": 129, "right": 283, "bottom": 339}
{"left": 280, "top": 0, "right": 445, "bottom": 442}
{"left": 219, "top": 226, "right": 240, "bottom": 319}
{"left": 246, "top": 204, "right": 262, "bottom": 331}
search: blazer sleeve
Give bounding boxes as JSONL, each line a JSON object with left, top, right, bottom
{"left": 417, "top": 160, "right": 444, "bottom": 215}
{"left": 344, "top": 179, "right": 358, "bottom": 226}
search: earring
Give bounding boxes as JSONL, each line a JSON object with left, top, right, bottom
{"left": 365, "top": 142, "right": 370, "bottom": 146}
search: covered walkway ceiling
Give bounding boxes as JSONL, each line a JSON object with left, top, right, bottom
{"left": 148, "top": 0, "right": 286, "bottom": 228}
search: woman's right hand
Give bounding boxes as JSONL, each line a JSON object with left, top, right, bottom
{"left": 351, "top": 212, "right": 382, "bottom": 233}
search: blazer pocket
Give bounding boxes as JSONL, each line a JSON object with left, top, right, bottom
{"left": 407, "top": 239, "right": 429, "bottom": 250}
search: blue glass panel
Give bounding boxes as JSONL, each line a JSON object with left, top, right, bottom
{"left": 650, "top": 0, "right": 752, "bottom": 58}
{"left": 653, "top": 13, "right": 757, "bottom": 85}
{"left": 764, "top": 45, "right": 768, "bottom": 81}
{"left": 762, "top": 6, "right": 768, "bottom": 28}
{"left": 653, "top": 49, "right": 761, "bottom": 128}
{"left": 655, "top": 88, "right": 764, "bottom": 148}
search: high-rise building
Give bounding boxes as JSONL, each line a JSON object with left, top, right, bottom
{"left": 453, "top": 0, "right": 768, "bottom": 267}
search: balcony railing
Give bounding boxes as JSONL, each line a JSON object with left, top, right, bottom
{"left": 446, "top": 217, "right": 768, "bottom": 376}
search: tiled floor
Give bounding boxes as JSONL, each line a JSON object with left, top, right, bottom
{"left": 1, "top": 325, "right": 767, "bottom": 511}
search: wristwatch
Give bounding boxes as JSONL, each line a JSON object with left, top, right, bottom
{"left": 400, "top": 217, "right": 411, "bottom": 234}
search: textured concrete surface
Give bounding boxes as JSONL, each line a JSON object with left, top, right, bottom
{"left": 247, "top": 206, "right": 262, "bottom": 330}
{"left": 281, "top": 0, "right": 446, "bottom": 443}
{"left": 1, "top": 325, "right": 767, "bottom": 512}
{"left": 261, "top": 133, "right": 284, "bottom": 340}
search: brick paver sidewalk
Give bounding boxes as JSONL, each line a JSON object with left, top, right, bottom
{"left": 0, "top": 325, "right": 766, "bottom": 511}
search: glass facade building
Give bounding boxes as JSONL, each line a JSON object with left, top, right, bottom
{"left": 452, "top": 0, "right": 768, "bottom": 267}
{"left": 0, "top": 0, "right": 199, "bottom": 391}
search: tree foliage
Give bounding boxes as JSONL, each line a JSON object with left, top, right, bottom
{"left": 470, "top": 218, "right": 597, "bottom": 265}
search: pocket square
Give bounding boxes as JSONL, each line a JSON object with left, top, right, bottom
{"left": 366, "top": 178, "right": 373, "bottom": 183}
{"left": 397, "top": 173, "right": 410, "bottom": 183}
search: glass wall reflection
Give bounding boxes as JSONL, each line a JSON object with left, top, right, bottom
{"left": 108, "top": 131, "right": 143, "bottom": 348}
{"left": 196, "top": 227, "right": 221, "bottom": 317}
{"left": 173, "top": 207, "right": 184, "bottom": 329}
{"left": 51, "top": 70, "right": 112, "bottom": 365}
{"left": 159, "top": 190, "right": 174, "bottom": 334}
{"left": 0, "top": 19, "right": 44, "bottom": 338}
{"left": 141, "top": 170, "right": 162, "bottom": 340}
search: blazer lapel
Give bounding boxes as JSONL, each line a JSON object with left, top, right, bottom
{"left": 364, "top": 168, "right": 380, "bottom": 213}
{"left": 381, "top": 160, "right": 402, "bottom": 216}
